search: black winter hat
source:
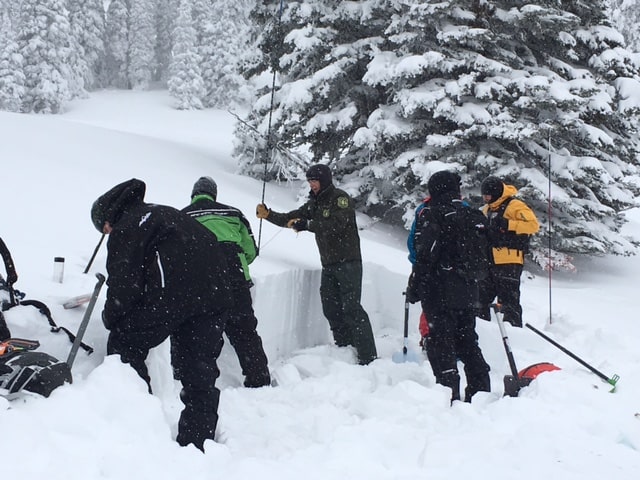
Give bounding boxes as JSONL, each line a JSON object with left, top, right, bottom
{"left": 91, "top": 179, "right": 146, "bottom": 232}
{"left": 306, "top": 164, "right": 332, "bottom": 190}
{"left": 191, "top": 176, "right": 217, "bottom": 199}
{"left": 481, "top": 176, "right": 504, "bottom": 201}
{"left": 427, "top": 170, "right": 461, "bottom": 198}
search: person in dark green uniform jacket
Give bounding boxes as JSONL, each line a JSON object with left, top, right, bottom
{"left": 183, "top": 176, "right": 271, "bottom": 388}
{"left": 256, "top": 165, "right": 377, "bottom": 365}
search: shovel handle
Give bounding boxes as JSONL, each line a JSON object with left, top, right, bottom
{"left": 525, "top": 323, "right": 618, "bottom": 386}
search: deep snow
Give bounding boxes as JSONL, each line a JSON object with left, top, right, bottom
{"left": 0, "top": 90, "right": 639, "bottom": 479}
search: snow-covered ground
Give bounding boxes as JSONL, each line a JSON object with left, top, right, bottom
{"left": 1, "top": 90, "right": 639, "bottom": 479}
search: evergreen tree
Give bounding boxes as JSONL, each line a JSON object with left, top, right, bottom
{"left": 128, "top": 0, "right": 156, "bottom": 89}
{"left": 237, "top": 0, "right": 640, "bottom": 262}
{"left": 168, "top": 0, "right": 205, "bottom": 109}
{"left": 192, "top": 0, "right": 216, "bottom": 106}
{"left": 610, "top": 0, "right": 640, "bottom": 52}
{"left": 68, "top": 0, "right": 105, "bottom": 91}
{"left": 17, "top": 0, "right": 77, "bottom": 113}
{"left": 154, "top": 0, "right": 178, "bottom": 84}
{"left": 104, "top": 0, "right": 129, "bottom": 88}
{"left": 205, "top": 0, "right": 253, "bottom": 108}
{"left": 0, "top": 10, "right": 25, "bottom": 112}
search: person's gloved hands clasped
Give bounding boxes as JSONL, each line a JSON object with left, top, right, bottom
{"left": 287, "top": 218, "right": 308, "bottom": 232}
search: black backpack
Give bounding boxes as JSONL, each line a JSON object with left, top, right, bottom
{"left": 451, "top": 205, "right": 491, "bottom": 280}
{"left": 435, "top": 200, "right": 490, "bottom": 281}
{"left": 0, "top": 339, "right": 72, "bottom": 398}
{"left": 413, "top": 199, "right": 490, "bottom": 281}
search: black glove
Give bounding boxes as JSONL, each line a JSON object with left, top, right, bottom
{"left": 491, "top": 216, "right": 509, "bottom": 231}
{"left": 288, "top": 218, "right": 308, "bottom": 232}
{"left": 406, "top": 271, "right": 421, "bottom": 304}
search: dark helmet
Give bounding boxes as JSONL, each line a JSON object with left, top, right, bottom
{"left": 427, "top": 170, "right": 461, "bottom": 198}
{"left": 91, "top": 198, "right": 107, "bottom": 232}
{"left": 91, "top": 179, "right": 146, "bottom": 232}
{"left": 481, "top": 176, "right": 504, "bottom": 202}
{"left": 306, "top": 164, "right": 333, "bottom": 190}
{"left": 191, "top": 176, "right": 217, "bottom": 199}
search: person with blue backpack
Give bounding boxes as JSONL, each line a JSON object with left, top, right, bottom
{"left": 407, "top": 170, "right": 491, "bottom": 403}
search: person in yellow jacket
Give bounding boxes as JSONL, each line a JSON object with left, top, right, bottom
{"left": 477, "top": 176, "right": 539, "bottom": 327}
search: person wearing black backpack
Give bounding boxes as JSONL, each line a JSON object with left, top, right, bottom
{"left": 407, "top": 171, "right": 491, "bottom": 403}
{"left": 478, "top": 176, "right": 540, "bottom": 328}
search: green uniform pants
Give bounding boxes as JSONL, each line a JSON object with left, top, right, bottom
{"left": 320, "top": 261, "right": 377, "bottom": 365}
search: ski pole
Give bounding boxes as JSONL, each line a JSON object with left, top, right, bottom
{"left": 525, "top": 323, "right": 620, "bottom": 389}
{"left": 83, "top": 234, "right": 105, "bottom": 274}
{"left": 257, "top": 0, "right": 285, "bottom": 254}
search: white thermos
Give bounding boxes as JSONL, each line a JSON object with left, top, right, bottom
{"left": 53, "top": 257, "right": 65, "bottom": 283}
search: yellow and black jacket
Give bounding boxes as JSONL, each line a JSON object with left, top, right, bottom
{"left": 481, "top": 184, "right": 539, "bottom": 265}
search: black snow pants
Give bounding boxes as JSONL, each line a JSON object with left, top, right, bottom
{"left": 224, "top": 284, "right": 271, "bottom": 387}
{"left": 421, "top": 304, "right": 491, "bottom": 402}
{"left": 107, "top": 308, "right": 225, "bottom": 451}
{"left": 478, "top": 263, "right": 523, "bottom": 327}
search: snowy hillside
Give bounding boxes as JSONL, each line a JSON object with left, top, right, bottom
{"left": 0, "top": 90, "right": 639, "bottom": 479}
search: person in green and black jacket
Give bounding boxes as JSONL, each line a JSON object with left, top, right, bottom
{"left": 256, "top": 165, "right": 377, "bottom": 365}
{"left": 183, "top": 176, "right": 271, "bottom": 388}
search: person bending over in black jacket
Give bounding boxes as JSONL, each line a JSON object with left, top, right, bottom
{"left": 91, "top": 178, "right": 231, "bottom": 451}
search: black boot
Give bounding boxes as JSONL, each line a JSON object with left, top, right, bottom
{"left": 438, "top": 369, "right": 461, "bottom": 404}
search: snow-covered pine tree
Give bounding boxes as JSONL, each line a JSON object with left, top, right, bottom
{"left": 17, "top": 0, "right": 77, "bottom": 113}
{"left": 68, "top": 0, "right": 105, "bottom": 91}
{"left": 236, "top": 0, "right": 640, "bottom": 262}
{"left": 154, "top": 0, "right": 178, "bottom": 84}
{"left": 0, "top": 10, "right": 25, "bottom": 112}
{"left": 234, "top": 0, "right": 373, "bottom": 183}
{"left": 168, "top": 0, "right": 205, "bottom": 109}
{"left": 192, "top": 0, "right": 217, "bottom": 106}
{"left": 204, "top": 0, "right": 253, "bottom": 108}
{"left": 104, "top": 0, "right": 129, "bottom": 89}
{"left": 610, "top": 0, "right": 640, "bottom": 52}
{"left": 128, "top": 0, "right": 156, "bottom": 89}
{"left": 0, "top": 0, "right": 20, "bottom": 26}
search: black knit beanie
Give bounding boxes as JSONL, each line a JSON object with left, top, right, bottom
{"left": 306, "top": 164, "right": 332, "bottom": 191}
{"left": 481, "top": 176, "right": 504, "bottom": 202}
{"left": 427, "top": 171, "right": 461, "bottom": 198}
{"left": 191, "top": 176, "right": 217, "bottom": 199}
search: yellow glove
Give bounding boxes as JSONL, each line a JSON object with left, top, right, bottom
{"left": 256, "top": 203, "right": 270, "bottom": 219}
